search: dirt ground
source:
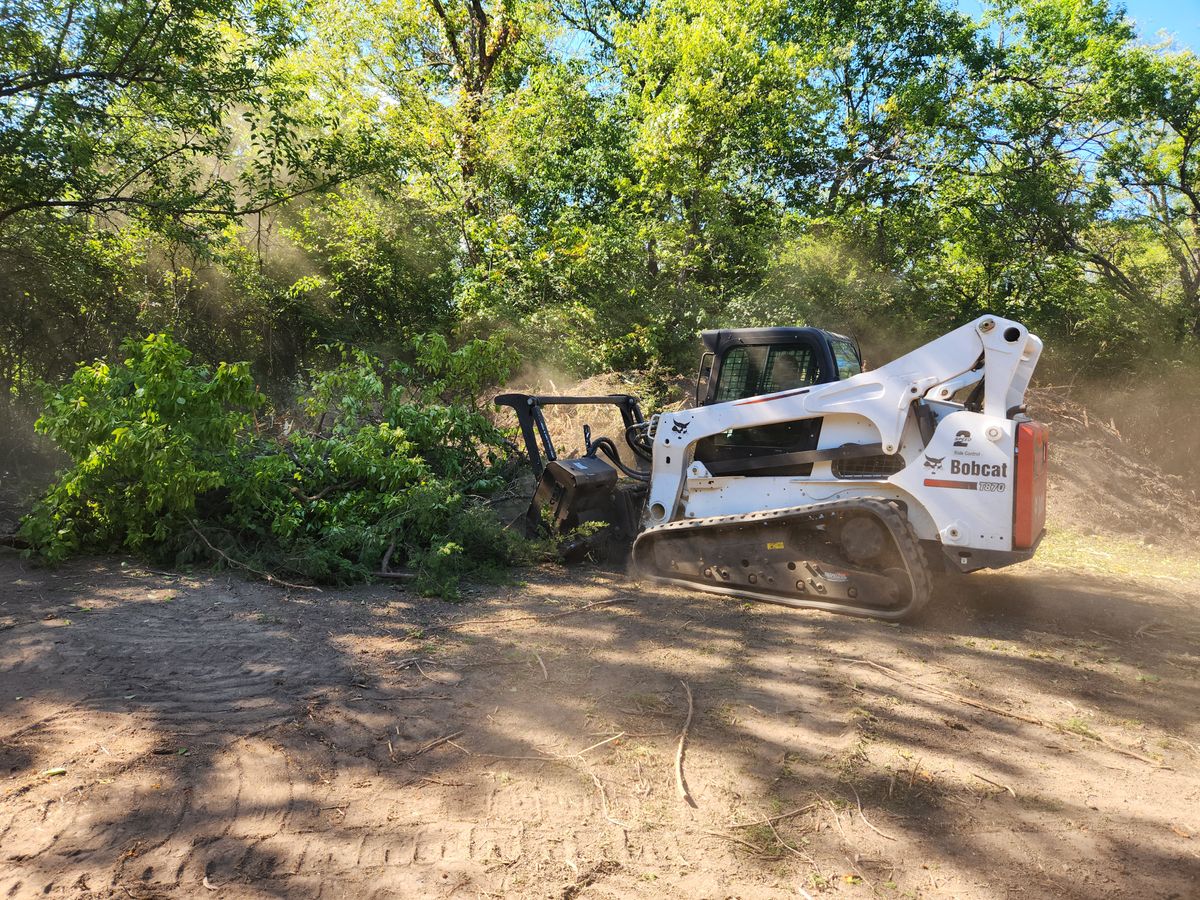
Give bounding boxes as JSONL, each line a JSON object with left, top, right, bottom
{"left": 2, "top": 531, "right": 1198, "bottom": 898}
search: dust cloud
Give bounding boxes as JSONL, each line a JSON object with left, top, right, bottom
{"left": 0, "top": 401, "right": 61, "bottom": 534}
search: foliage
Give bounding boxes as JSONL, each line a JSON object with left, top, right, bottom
{"left": 21, "top": 334, "right": 262, "bottom": 557}
{"left": 0, "top": 0, "right": 344, "bottom": 229}
{"left": 287, "top": 187, "right": 460, "bottom": 339}
{"left": 3, "top": 0, "right": 1200, "bottom": 493}
{"left": 20, "top": 334, "right": 527, "bottom": 597}
{"left": 5, "top": 0, "right": 1200, "bottom": 387}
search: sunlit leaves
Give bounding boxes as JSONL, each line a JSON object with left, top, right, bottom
{"left": 20, "top": 332, "right": 524, "bottom": 594}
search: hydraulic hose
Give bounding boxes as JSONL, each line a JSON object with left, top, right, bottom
{"left": 625, "top": 422, "right": 654, "bottom": 461}
{"left": 588, "top": 436, "right": 651, "bottom": 481}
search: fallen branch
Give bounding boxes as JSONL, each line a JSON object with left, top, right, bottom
{"left": 187, "top": 519, "right": 319, "bottom": 591}
{"left": 970, "top": 771, "right": 1018, "bottom": 799}
{"left": 840, "top": 657, "right": 1168, "bottom": 768}
{"left": 288, "top": 482, "right": 348, "bottom": 502}
{"left": 379, "top": 538, "right": 417, "bottom": 581}
{"left": 377, "top": 569, "right": 418, "bottom": 581}
{"left": 401, "top": 729, "right": 464, "bottom": 761}
{"left": 675, "top": 680, "right": 696, "bottom": 807}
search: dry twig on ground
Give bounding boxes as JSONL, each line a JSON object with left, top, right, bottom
{"left": 820, "top": 797, "right": 849, "bottom": 842}
{"left": 472, "top": 730, "right": 625, "bottom": 764}
{"left": 590, "top": 772, "right": 629, "bottom": 829}
{"left": 970, "top": 771, "right": 1018, "bottom": 798}
{"left": 675, "top": 679, "right": 696, "bottom": 807}
{"left": 697, "top": 829, "right": 784, "bottom": 859}
{"left": 849, "top": 784, "right": 897, "bottom": 841}
{"left": 573, "top": 732, "right": 625, "bottom": 757}
{"left": 727, "top": 803, "right": 818, "bottom": 829}
{"left": 766, "top": 819, "right": 808, "bottom": 859}
{"left": 401, "top": 729, "right": 464, "bottom": 761}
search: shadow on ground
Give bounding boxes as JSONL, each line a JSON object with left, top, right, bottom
{"left": 1, "top": 549, "right": 1197, "bottom": 898}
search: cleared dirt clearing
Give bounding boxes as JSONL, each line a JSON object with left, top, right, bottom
{"left": 1, "top": 545, "right": 1198, "bottom": 898}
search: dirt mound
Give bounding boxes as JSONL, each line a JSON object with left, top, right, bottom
{"left": 1027, "top": 387, "right": 1200, "bottom": 550}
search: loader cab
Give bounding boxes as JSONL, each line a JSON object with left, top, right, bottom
{"left": 693, "top": 327, "right": 863, "bottom": 475}
{"left": 695, "top": 327, "right": 862, "bottom": 406}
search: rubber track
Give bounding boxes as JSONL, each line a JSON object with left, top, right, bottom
{"left": 632, "top": 497, "right": 932, "bottom": 622}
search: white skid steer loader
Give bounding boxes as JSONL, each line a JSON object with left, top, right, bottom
{"left": 496, "top": 315, "right": 1049, "bottom": 621}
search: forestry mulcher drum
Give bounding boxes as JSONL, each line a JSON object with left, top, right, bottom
{"left": 497, "top": 315, "right": 1049, "bottom": 621}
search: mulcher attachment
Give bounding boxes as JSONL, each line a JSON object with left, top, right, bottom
{"left": 631, "top": 498, "right": 931, "bottom": 621}
{"left": 526, "top": 457, "right": 646, "bottom": 562}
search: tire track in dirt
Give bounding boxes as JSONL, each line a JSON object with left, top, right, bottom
{"left": 0, "top": 574, "right": 345, "bottom": 897}
{"left": 0, "top": 564, "right": 516, "bottom": 897}
{"left": 3, "top": 555, "right": 1199, "bottom": 898}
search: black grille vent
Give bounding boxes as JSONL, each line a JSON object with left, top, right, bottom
{"left": 832, "top": 454, "right": 905, "bottom": 480}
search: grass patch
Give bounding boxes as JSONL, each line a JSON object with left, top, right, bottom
{"left": 1061, "top": 716, "right": 1100, "bottom": 739}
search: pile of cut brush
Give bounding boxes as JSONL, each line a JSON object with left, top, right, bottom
{"left": 1027, "top": 386, "right": 1125, "bottom": 441}
{"left": 11, "top": 333, "right": 537, "bottom": 597}
{"left": 1026, "top": 385, "right": 1200, "bottom": 549}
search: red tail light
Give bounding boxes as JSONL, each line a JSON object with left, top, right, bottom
{"left": 1013, "top": 421, "right": 1048, "bottom": 549}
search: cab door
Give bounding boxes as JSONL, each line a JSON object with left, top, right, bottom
{"left": 694, "top": 340, "right": 827, "bottom": 475}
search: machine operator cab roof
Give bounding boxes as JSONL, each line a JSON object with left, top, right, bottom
{"left": 697, "top": 326, "right": 863, "bottom": 407}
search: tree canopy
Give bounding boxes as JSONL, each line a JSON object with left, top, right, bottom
{"left": 2, "top": 0, "right": 1198, "bottom": 401}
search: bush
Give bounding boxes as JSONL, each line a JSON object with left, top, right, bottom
{"left": 20, "top": 333, "right": 529, "bottom": 597}
{"left": 20, "top": 334, "right": 263, "bottom": 558}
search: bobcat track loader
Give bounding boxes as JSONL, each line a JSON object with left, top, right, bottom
{"left": 496, "top": 315, "right": 1049, "bottom": 621}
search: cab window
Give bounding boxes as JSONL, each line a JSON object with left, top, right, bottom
{"left": 714, "top": 344, "right": 821, "bottom": 402}
{"left": 831, "top": 338, "right": 862, "bottom": 379}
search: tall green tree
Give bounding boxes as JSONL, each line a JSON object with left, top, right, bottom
{"left": 0, "top": 0, "right": 325, "bottom": 227}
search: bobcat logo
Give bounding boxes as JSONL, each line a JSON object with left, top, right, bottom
{"left": 924, "top": 455, "right": 945, "bottom": 472}
{"left": 953, "top": 430, "right": 971, "bottom": 448}
{"left": 671, "top": 419, "right": 691, "bottom": 435}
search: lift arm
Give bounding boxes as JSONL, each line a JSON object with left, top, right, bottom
{"left": 642, "top": 315, "right": 1043, "bottom": 526}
